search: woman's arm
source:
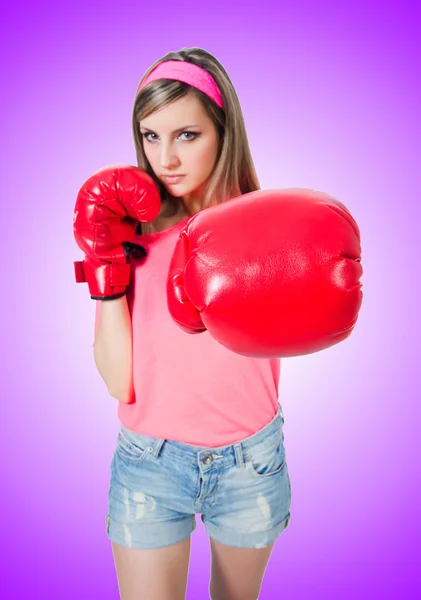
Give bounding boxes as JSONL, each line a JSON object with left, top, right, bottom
{"left": 93, "top": 296, "right": 134, "bottom": 403}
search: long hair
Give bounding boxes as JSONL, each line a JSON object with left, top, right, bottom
{"left": 132, "top": 47, "right": 260, "bottom": 234}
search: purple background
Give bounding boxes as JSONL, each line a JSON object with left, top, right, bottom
{"left": 1, "top": 0, "right": 420, "bottom": 598}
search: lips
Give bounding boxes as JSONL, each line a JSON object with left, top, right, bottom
{"left": 162, "top": 175, "right": 186, "bottom": 184}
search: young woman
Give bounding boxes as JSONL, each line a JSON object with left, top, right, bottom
{"left": 87, "top": 47, "right": 292, "bottom": 600}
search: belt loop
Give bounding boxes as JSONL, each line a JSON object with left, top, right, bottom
{"left": 233, "top": 442, "right": 245, "bottom": 469}
{"left": 279, "top": 404, "right": 285, "bottom": 424}
{"left": 149, "top": 438, "right": 165, "bottom": 460}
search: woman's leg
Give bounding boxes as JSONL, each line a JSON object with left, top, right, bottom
{"left": 209, "top": 537, "right": 275, "bottom": 600}
{"left": 111, "top": 536, "right": 192, "bottom": 600}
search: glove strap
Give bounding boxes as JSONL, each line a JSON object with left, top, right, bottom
{"left": 73, "top": 260, "right": 131, "bottom": 300}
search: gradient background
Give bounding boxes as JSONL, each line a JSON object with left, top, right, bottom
{"left": 1, "top": 0, "right": 420, "bottom": 598}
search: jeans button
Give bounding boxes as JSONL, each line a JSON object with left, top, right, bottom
{"left": 202, "top": 454, "right": 213, "bottom": 464}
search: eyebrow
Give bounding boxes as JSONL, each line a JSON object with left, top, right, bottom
{"left": 139, "top": 124, "right": 198, "bottom": 134}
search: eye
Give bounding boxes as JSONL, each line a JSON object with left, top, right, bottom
{"left": 141, "top": 132, "right": 158, "bottom": 142}
{"left": 178, "top": 132, "right": 198, "bottom": 141}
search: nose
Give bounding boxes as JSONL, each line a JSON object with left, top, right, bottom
{"left": 159, "top": 141, "right": 180, "bottom": 170}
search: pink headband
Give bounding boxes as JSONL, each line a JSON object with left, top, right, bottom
{"left": 137, "top": 60, "right": 224, "bottom": 109}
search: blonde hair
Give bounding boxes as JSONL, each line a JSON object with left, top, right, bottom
{"left": 132, "top": 47, "right": 260, "bottom": 233}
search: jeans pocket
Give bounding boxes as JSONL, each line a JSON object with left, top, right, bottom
{"left": 116, "top": 429, "right": 149, "bottom": 463}
{"left": 246, "top": 433, "right": 287, "bottom": 478}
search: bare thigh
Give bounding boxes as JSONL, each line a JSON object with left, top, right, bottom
{"left": 209, "top": 537, "right": 275, "bottom": 600}
{"left": 111, "top": 536, "right": 191, "bottom": 600}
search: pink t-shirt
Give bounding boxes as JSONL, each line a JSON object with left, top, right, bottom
{"left": 94, "top": 218, "right": 281, "bottom": 447}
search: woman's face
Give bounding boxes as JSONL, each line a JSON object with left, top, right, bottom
{"left": 139, "top": 91, "right": 220, "bottom": 214}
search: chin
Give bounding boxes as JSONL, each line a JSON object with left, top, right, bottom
{"left": 169, "top": 184, "right": 194, "bottom": 199}
{"left": 167, "top": 188, "right": 186, "bottom": 198}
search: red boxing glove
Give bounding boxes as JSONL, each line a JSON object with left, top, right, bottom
{"left": 166, "top": 188, "right": 363, "bottom": 358}
{"left": 73, "top": 165, "right": 161, "bottom": 300}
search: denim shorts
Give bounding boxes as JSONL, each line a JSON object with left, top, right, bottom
{"left": 105, "top": 406, "right": 291, "bottom": 550}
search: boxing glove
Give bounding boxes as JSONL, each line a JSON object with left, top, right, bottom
{"left": 166, "top": 188, "right": 363, "bottom": 357}
{"left": 73, "top": 165, "right": 161, "bottom": 300}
